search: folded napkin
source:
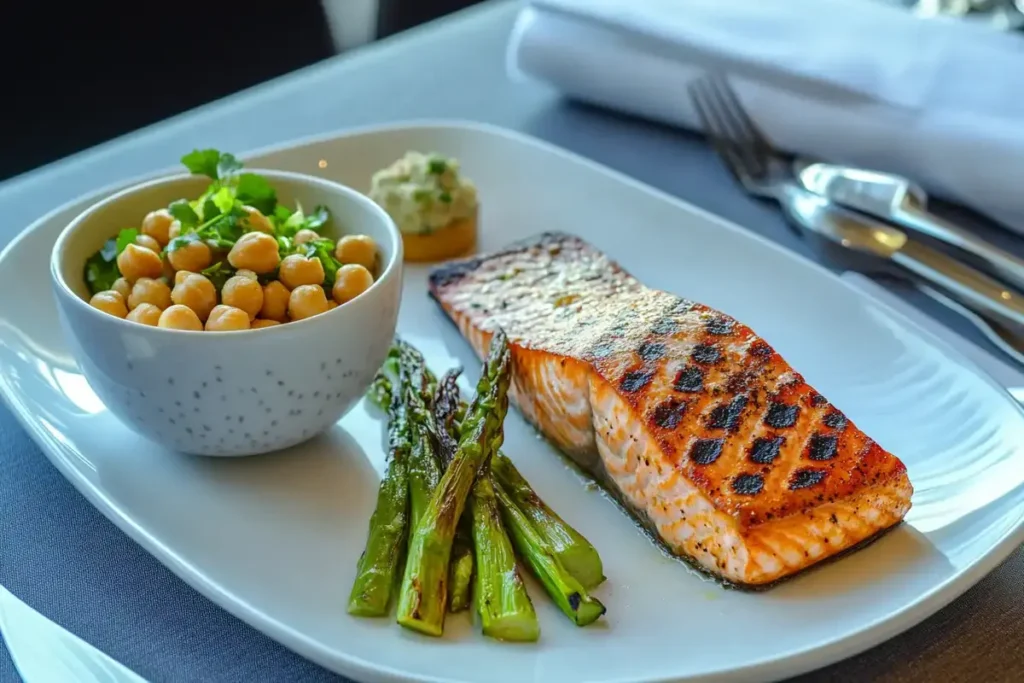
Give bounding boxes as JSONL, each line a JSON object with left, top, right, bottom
{"left": 509, "top": 0, "right": 1024, "bottom": 234}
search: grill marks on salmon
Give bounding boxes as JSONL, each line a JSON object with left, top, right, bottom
{"left": 429, "top": 232, "right": 913, "bottom": 587}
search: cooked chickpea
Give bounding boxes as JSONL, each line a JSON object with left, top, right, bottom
{"left": 235, "top": 269, "right": 258, "bottom": 280}
{"left": 222, "top": 275, "right": 264, "bottom": 320}
{"left": 111, "top": 277, "right": 131, "bottom": 300}
{"left": 241, "top": 205, "right": 273, "bottom": 233}
{"left": 251, "top": 319, "right": 281, "bottom": 329}
{"left": 332, "top": 264, "right": 374, "bottom": 304}
{"left": 167, "top": 239, "right": 212, "bottom": 272}
{"left": 90, "top": 291, "right": 128, "bottom": 318}
{"left": 174, "top": 270, "right": 194, "bottom": 286}
{"left": 117, "top": 244, "right": 163, "bottom": 283}
{"left": 278, "top": 254, "right": 325, "bottom": 289}
{"left": 168, "top": 221, "right": 182, "bottom": 241}
{"left": 171, "top": 273, "right": 217, "bottom": 321}
{"left": 227, "top": 232, "right": 280, "bottom": 273}
{"left": 206, "top": 305, "right": 251, "bottom": 332}
{"left": 260, "top": 280, "right": 290, "bottom": 322}
{"left": 327, "top": 301, "right": 338, "bottom": 310}
{"left": 288, "top": 284, "right": 329, "bottom": 320}
{"left": 142, "top": 209, "right": 175, "bottom": 246}
{"left": 334, "top": 234, "right": 377, "bottom": 272}
{"left": 126, "top": 303, "right": 162, "bottom": 326}
{"left": 158, "top": 304, "right": 203, "bottom": 331}
{"left": 128, "top": 277, "right": 172, "bottom": 310}
{"left": 135, "top": 234, "right": 162, "bottom": 254}
{"left": 293, "top": 229, "right": 319, "bottom": 245}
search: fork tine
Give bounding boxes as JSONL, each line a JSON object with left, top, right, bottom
{"left": 689, "top": 78, "right": 762, "bottom": 188}
{"left": 707, "top": 75, "right": 772, "bottom": 153}
{"left": 700, "top": 76, "right": 769, "bottom": 178}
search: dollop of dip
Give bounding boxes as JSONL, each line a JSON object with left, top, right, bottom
{"left": 369, "top": 151, "right": 478, "bottom": 235}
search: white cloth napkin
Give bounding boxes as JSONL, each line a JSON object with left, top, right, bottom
{"left": 841, "top": 272, "right": 1024, "bottom": 389}
{"left": 508, "top": 0, "right": 1024, "bottom": 234}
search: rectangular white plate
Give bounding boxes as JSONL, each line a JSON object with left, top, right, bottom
{"left": 1, "top": 121, "right": 1023, "bottom": 683}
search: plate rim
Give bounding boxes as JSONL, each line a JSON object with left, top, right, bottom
{"left": 1, "top": 118, "right": 1022, "bottom": 683}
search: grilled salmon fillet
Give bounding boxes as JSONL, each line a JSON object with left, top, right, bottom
{"left": 428, "top": 232, "right": 913, "bottom": 588}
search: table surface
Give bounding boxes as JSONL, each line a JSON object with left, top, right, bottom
{"left": 2, "top": 2, "right": 1023, "bottom": 681}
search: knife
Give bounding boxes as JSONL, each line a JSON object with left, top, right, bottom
{"left": 0, "top": 585, "right": 147, "bottom": 683}
{"left": 794, "top": 160, "right": 1024, "bottom": 293}
{"left": 778, "top": 183, "right": 1024, "bottom": 329}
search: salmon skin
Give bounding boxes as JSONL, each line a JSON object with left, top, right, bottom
{"left": 428, "top": 232, "right": 913, "bottom": 588}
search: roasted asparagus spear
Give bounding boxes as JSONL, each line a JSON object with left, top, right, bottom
{"left": 396, "top": 331, "right": 513, "bottom": 636}
{"left": 347, "top": 375, "right": 411, "bottom": 617}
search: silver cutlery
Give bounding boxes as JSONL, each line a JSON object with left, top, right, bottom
{"left": 688, "top": 75, "right": 1024, "bottom": 336}
{"left": 794, "top": 159, "right": 1024, "bottom": 293}
{"left": 0, "top": 584, "right": 147, "bottom": 683}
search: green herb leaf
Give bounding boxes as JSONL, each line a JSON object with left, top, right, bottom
{"left": 181, "top": 149, "right": 244, "bottom": 180}
{"left": 438, "top": 191, "right": 452, "bottom": 204}
{"left": 211, "top": 186, "right": 236, "bottom": 215}
{"left": 279, "top": 207, "right": 306, "bottom": 238}
{"left": 181, "top": 149, "right": 222, "bottom": 179}
{"left": 413, "top": 189, "right": 431, "bottom": 203}
{"left": 84, "top": 252, "right": 120, "bottom": 295}
{"left": 216, "top": 153, "right": 243, "bottom": 178}
{"left": 166, "top": 232, "right": 200, "bottom": 253}
{"left": 115, "top": 228, "right": 139, "bottom": 255}
{"left": 203, "top": 196, "right": 222, "bottom": 222}
{"left": 236, "top": 173, "right": 276, "bottom": 215}
{"left": 168, "top": 199, "right": 199, "bottom": 229}
{"left": 427, "top": 157, "right": 447, "bottom": 175}
{"left": 305, "top": 205, "right": 330, "bottom": 230}
{"left": 272, "top": 204, "right": 293, "bottom": 225}
{"left": 276, "top": 235, "right": 295, "bottom": 256}
{"left": 99, "top": 237, "right": 118, "bottom": 262}
{"left": 201, "top": 261, "right": 235, "bottom": 291}
{"left": 305, "top": 239, "right": 340, "bottom": 290}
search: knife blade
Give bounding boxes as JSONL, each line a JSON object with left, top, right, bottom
{"left": 0, "top": 585, "right": 147, "bottom": 683}
{"left": 794, "top": 160, "right": 1024, "bottom": 293}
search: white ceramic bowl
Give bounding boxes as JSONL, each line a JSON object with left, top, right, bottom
{"left": 50, "top": 170, "right": 403, "bottom": 456}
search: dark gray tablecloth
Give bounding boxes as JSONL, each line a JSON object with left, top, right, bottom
{"left": 1, "top": 2, "right": 1021, "bottom": 681}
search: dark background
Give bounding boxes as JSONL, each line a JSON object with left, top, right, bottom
{"left": 0, "top": 0, "right": 481, "bottom": 182}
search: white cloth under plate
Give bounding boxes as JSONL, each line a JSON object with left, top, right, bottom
{"left": 508, "top": 0, "right": 1024, "bottom": 233}
{"left": 841, "top": 272, "right": 1024, "bottom": 390}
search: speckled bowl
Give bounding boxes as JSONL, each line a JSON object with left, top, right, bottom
{"left": 50, "top": 170, "right": 403, "bottom": 456}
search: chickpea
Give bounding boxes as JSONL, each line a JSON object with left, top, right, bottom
{"left": 174, "top": 270, "right": 194, "bottom": 286}
{"left": 332, "top": 264, "right": 374, "bottom": 304}
{"left": 241, "top": 205, "right": 273, "bottom": 233}
{"left": 90, "top": 290, "right": 128, "bottom": 318}
{"left": 206, "top": 305, "right": 251, "bottom": 332}
{"left": 168, "top": 220, "right": 182, "bottom": 242}
{"left": 142, "top": 209, "right": 175, "bottom": 246}
{"left": 222, "top": 275, "right": 264, "bottom": 320}
{"left": 293, "top": 229, "right": 319, "bottom": 245}
{"left": 111, "top": 277, "right": 131, "bottom": 300}
{"left": 128, "top": 277, "right": 172, "bottom": 310}
{"left": 288, "top": 284, "right": 329, "bottom": 321}
{"left": 327, "top": 301, "right": 338, "bottom": 310}
{"left": 251, "top": 319, "right": 281, "bottom": 329}
{"left": 126, "top": 303, "right": 162, "bottom": 326}
{"left": 278, "top": 254, "right": 325, "bottom": 289}
{"left": 334, "top": 234, "right": 377, "bottom": 272}
{"left": 117, "top": 243, "right": 163, "bottom": 283}
{"left": 235, "top": 269, "right": 258, "bottom": 281}
{"left": 260, "top": 280, "right": 290, "bottom": 322}
{"left": 158, "top": 304, "right": 202, "bottom": 331}
{"left": 171, "top": 273, "right": 217, "bottom": 321}
{"left": 167, "top": 239, "right": 212, "bottom": 272}
{"left": 227, "top": 232, "right": 280, "bottom": 273}
{"left": 135, "top": 234, "right": 162, "bottom": 254}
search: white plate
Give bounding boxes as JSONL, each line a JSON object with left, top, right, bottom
{"left": 2, "top": 121, "right": 1023, "bottom": 683}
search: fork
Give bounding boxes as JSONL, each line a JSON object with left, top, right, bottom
{"left": 689, "top": 74, "right": 1024, "bottom": 360}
